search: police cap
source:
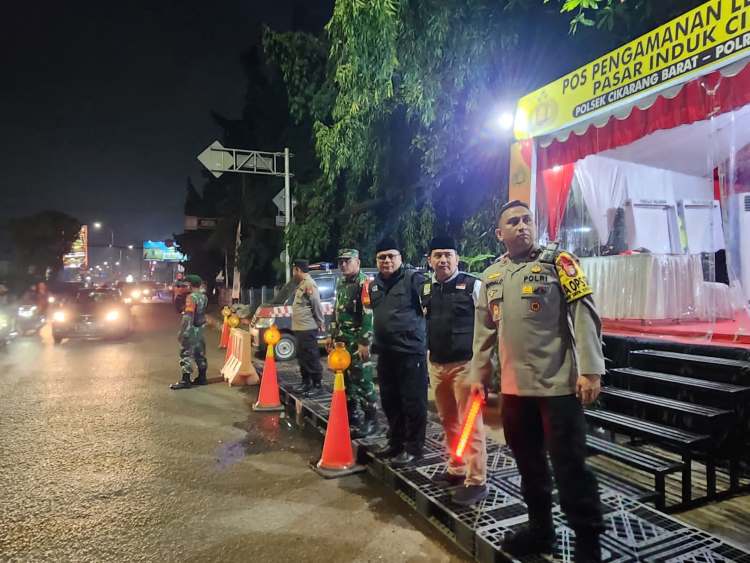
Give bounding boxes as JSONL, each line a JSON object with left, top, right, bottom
{"left": 293, "top": 259, "right": 310, "bottom": 272}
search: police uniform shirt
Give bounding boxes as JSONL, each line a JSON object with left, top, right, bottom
{"left": 292, "top": 273, "right": 325, "bottom": 331}
{"left": 470, "top": 246, "right": 605, "bottom": 396}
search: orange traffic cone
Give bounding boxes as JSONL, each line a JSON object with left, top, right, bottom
{"left": 313, "top": 344, "right": 365, "bottom": 478}
{"left": 219, "top": 306, "right": 232, "bottom": 349}
{"left": 252, "top": 339, "right": 283, "bottom": 412}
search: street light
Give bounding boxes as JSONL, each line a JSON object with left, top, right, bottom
{"left": 127, "top": 244, "right": 134, "bottom": 250}
{"left": 92, "top": 221, "right": 114, "bottom": 247}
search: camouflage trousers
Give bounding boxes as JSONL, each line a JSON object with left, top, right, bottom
{"left": 179, "top": 327, "right": 207, "bottom": 380}
{"left": 338, "top": 340, "right": 377, "bottom": 423}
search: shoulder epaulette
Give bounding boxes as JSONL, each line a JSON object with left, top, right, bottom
{"left": 539, "top": 241, "right": 561, "bottom": 264}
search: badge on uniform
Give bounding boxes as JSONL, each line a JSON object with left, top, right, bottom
{"left": 423, "top": 284, "right": 431, "bottom": 296}
{"left": 487, "top": 272, "right": 503, "bottom": 281}
{"left": 529, "top": 300, "right": 541, "bottom": 313}
{"left": 371, "top": 285, "right": 378, "bottom": 292}
{"left": 555, "top": 251, "right": 593, "bottom": 304}
{"left": 456, "top": 283, "right": 466, "bottom": 290}
{"left": 522, "top": 285, "right": 533, "bottom": 295}
{"left": 531, "top": 265, "right": 542, "bottom": 273}
{"left": 492, "top": 302, "right": 502, "bottom": 322}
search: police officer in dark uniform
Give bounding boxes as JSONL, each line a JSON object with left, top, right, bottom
{"left": 471, "top": 201, "right": 605, "bottom": 562}
{"left": 170, "top": 274, "right": 208, "bottom": 390}
{"left": 422, "top": 236, "right": 488, "bottom": 506}
{"left": 369, "top": 237, "right": 428, "bottom": 468}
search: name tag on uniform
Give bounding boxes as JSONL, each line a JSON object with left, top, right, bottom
{"left": 456, "top": 283, "right": 466, "bottom": 290}
{"left": 492, "top": 302, "right": 502, "bottom": 322}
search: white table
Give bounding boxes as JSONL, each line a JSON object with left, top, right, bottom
{"left": 579, "top": 254, "right": 733, "bottom": 321}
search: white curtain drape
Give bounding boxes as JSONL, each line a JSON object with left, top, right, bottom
{"left": 574, "top": 155, "right": 628, "bottom": 245}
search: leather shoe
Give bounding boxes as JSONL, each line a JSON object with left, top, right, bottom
{"left": 191, "top": 377, "right": 208, "bottom": 386}
{"left": 432, "top": 470, "right": 465, "bottom": 487}
{"left": 501, "top": 525, "right": 556, "bottom": 558}
{"left": 371, "top": 444, "right": 402, "bottom": 459}
{"left": 451, "top": 484, "right": 489, "bottom": 506}
{"left": 390, "top": 451, "right": 422, "bottom": 468}
{"left": 169, "top": 380, "right": 192, "bottom": 390}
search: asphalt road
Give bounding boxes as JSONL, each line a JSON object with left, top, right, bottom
{"left": 0, "top": 303, "right": 467, "bottom": 562}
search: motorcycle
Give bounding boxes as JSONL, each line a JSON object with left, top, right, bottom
{"left": 16, "top": 305, "right": 46, "bottom": 335}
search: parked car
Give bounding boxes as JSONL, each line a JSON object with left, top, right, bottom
{"left": 51, "top": 288, "right": 133, "bottom": 344}
{"left": 249, "top": 265, "right": 377, "bottom": 361}
{"left": 0, "top": 303, "right": 16, "bottom": 347}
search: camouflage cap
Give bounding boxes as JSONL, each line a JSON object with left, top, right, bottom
{"left": 185, "top": 274, "right": 203, "bottom": 287}
{"left": 337, "top": 248, "right": 359, "bottom": 259}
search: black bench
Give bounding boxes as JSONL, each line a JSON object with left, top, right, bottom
{"left": 585, "top": 409, "right": 710, "bottom": 505}
{"left": 600, "top": 387, "right": 734, "bottom": 436}
{"left": 629, "top": 349, "right": 750, "bottom": 385}
{"left": 609, "top": 367, "right": 750, "bottom": 411}
{"left": 586, "top": 434, "right": 683, "bottom": 510}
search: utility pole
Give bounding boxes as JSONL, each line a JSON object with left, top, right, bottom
{"left": 284, "top": 147, "right": 291, "bottom": 283}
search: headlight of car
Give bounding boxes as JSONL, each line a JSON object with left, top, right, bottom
{"left": 143, "top": 288, "right": 151, "bottom": 295}
{"left": 18, "top": 306, "right": 36, "bottom": 318}
{"left": 254, "top": 318, "right": 273, "bottom": 328}
{"left": 48, "top": 295, "right": 56, "bottom": 304}
{"left": 105, "top": 310, "right": 120, "bottom": 322}
{"left": 131, "top": 290, "right": 141, "bottom": 299}
{"left": 52, "top": 310, "right": 66, "bottom": 323}
{"left": 123, "top": 297, "right": 133, "bottom": 304}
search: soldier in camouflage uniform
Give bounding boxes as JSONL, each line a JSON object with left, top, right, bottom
{"left": 170, "top": 274, "right": 208, "bottom": 390}
{"left": 329, "top": 249, "right": 379, "bottom": 438}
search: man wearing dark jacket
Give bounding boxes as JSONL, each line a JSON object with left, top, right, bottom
{"left": 368, "top": 237, "right": 427, "bottom": 468}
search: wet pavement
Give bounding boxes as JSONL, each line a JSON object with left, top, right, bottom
{"left": 0, "top": 304, "right": 467, "bottom": 562}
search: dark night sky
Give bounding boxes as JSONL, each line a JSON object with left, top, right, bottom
{"left": 0, "top": 0, "right": 332, "bottom": 247}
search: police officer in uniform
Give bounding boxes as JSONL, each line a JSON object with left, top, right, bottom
{"left": 369, "top": 237, "right": 428, "bottom": 468}
{"left": 292, "top": 259, "right": 325, "bottom": 397}
{"left": 329, "top": 248, "right": 378, "bottom": 438}
{"left": 471, "top": 201, "right": 605, "bottom": 562}
{"left": 422, "top": 236, "right": 488, "bottom": 506}
{"left": 170, "top": 274, "right": 208, "bottom": 390}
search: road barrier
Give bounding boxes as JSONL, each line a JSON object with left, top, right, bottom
{"left": 220, "top": 328, "right": 259, "bottom": 387}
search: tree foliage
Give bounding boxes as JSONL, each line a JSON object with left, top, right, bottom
{"left": 7, "top": 210, "right": 81, "bottom": 283}
{"left": 261, "top": 0, "right": 703, "bottom": 267}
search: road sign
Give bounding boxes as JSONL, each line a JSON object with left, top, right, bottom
{"left": 275, "top": 215, "right": 286, "bottom": 227}
{"left": 272, "top": 190, "right": 298, "bottom": 213}
{"left": 197, "top": 141, "right": 280, "bottom": 179}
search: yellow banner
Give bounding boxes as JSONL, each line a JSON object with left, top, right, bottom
{"left": 515, "top": 0, "right": 750, "bottom": 139}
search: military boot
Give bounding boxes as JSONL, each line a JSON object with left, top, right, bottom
{"left": 354, "top": 407, "right": 380, "bottom": 438}
{"left": 170, "top": 375, "right": 192, "bottom": 390}
{"left": 191, "top": 369, "right": 208, "bottom": 386}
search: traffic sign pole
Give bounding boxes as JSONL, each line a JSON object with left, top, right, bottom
{"left": 196, "top": 140, "right": 293, "bottom": 285}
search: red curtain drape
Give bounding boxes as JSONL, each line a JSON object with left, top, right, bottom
{"left": 538, "top": 61, "right": 750, "bottom": 167}
{"left": 542, "top": 163, "right": 575, "bottom": 240}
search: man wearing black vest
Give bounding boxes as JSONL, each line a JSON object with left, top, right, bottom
{"left": 422, "top": 236, "right": 488, "bottom": 506}
{"left": 369, "top": 237, "right": 428, "bottom": 468}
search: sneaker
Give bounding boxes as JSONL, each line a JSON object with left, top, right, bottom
{"left": 432, "top": 470, "right": 465, "bottom": 487}
{"left": 390, "top": 451, "right": 422, "bottom": 468}
{"left": 303, "top": 384, "right": 323, "bottom": 398}
{"left": 451, "top": 484, "right": 488, "bottom": 506}
{"left": 501, "top": 525, "right": 556, "bottom": 558}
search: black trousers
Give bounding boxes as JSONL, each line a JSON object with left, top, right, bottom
{"left": 377, "top": 350, "right": 428, "bottom": 455}
{"left": 501, "top": 394, "right": 604, "bottom": 535}
{"left": 295, "top": 329, "right": 322, "bottom": 385}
